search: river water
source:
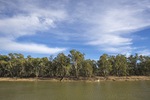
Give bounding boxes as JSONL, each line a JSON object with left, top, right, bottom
{"left": 0, "top": 81, "right": 150, "bottom": 100}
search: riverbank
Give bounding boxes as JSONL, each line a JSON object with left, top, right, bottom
{"left": 0, "top": 76, "right": 150, "bottom": 82}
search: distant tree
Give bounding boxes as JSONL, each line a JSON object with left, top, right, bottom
{"left": 127, "top": 54, "right": 139, "bottom": 75}
{"left": 98, "top": 54, "right": 112, "bottom": 77}
{"left": 0, "top": 51, "right": 150, "bottom": 78}
{"left": 53, "top": 53, "right": 70, "bottom": 78}
{"left": 0, "top": 55, "right": 10, "bottom": 61}
{"left": 108, "top": 55, "right": 116, "bottom": 75}
{"left": 68, "top": 49, "right": 84, "bottom": 78}
{"left": 138, "top": 55, "right": 150, "bottom": 75}
{"left": 0, "top": 60, "right": 8, "bottom": 77}
{"left": 89, "top": 60, "right": 98, "bottom": 76}
{"left": 23, "top": 55, "right": 35, "bottom": 77}
{"left": 38, "top": 57, "right": 49, "bottom": 77}
{"left": 0, "top": 54, "right": 10, "bottom": 76}
{"left": 6, "top": 53, "right": 25, "bottom": 77}
{"left": 114, "top": 55, "right": 128, "bottom": 76}
{"left": 80, "top": 60, "right": 93, "bottom": 77}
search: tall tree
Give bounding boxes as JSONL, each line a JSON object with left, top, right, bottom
{"left": 38, "top": 57, "right": 49, "bottom": 77}
{"left": 98, "top": 54, "right": 112, "bottom": 77}
{"left": 53, "top": 53, "right": 70, "bottom": 78}
{"left": 128, "top": 54, "right": 139, "bottom": 75}
{"left": 108, "top": 55, "right": 116, "bottom": 75}
{"left": 68, "top": 49, "right": 84, "bottom": 78}
{"left": 0, "top": 55, "right": 10, "bottom": 77}
{"left": 139, "top": 55, "right": 150, "bottom": 75}
{"left": 114, "top": 55, "right": 128, "bottom": 76}
{"left": 80, "top": 60, "right": 93, "bottom": 77}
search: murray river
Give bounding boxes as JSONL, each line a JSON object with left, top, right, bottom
{"left": 0, "top": 81, "right": 150, "bottom": 100}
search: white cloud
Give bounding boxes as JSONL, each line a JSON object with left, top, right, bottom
{"left": 138, "top": 49, "right": 150, "bottom": 56}
{"left": 0, "top": 38, "right": 66, "bottom": 54}
{"left": 0, "top": 15, "right": 53, "bottom": 38}
{"left": 102, "top": 46, "right": 133, "bottom": 54}
{"left": 0, "top": 0, "right": 67, "bottom": 54}
{"left": 73, "top": 0, "right": 150, "bottom": 54}
{"left": 100, "top": 8, "right": 150, "bottom": 33}
{"left": 0, "top": 0, "right": 67, "bottom": 38}
{"left": 88, "top": 34, "right": 132, "bottom": 46}
{"left": 0, "top": 0, "right": 150, "bottom": 55}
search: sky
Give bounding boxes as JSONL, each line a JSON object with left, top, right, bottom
{"left": 0, "top": 0, "right": 150, "bottom": 60}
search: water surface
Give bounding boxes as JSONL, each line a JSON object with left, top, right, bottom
{"left": 0, "top": 81, "right": 150, "bottom": 100}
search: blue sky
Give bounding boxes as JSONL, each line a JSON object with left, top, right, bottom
{"left": 0, "top": 0, "right": 150, "bottom": 60}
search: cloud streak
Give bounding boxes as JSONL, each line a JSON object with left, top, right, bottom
{"left": 0, "top": 0, "right": 150, "bottom": 56}
{"left": 0, "top": 38, "right": 66, "bottom": 54}
{"left": 71, "top": 0, "right": 150, "bottom": 54}
{"left": 137, "top": 49, "right": 150, "bottom": 56}
{"left": 0, "top": 0, "right": 67, "bottom": 54}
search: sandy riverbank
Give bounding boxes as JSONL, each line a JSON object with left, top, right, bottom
{"left": 0, "top": 76, "right": 150, "bottom": 82}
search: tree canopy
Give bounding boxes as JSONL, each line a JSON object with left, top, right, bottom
{"left": 0, "top": 50, "right": 150, "bottom": 78}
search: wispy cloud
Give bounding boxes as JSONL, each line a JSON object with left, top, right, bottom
{"left": 0, "top": 38, "right": 66, "bottom": 54}
{"left": 70, "top": 0, "right": 150, "bottom": 54}
{"left": 0, "top": 15, "right": 54, "bottom": 37}
{"left": 0, "top": 0, "right": 67, "bottom": 54}
{"left": 138, "top": 49, "right": 150, "bottom": 56}
{"left": 0, "top": 0, "right": 150, "bottom": 56}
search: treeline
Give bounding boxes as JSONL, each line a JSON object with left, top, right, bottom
{"left": 0, "top": 49, "right": 150, "bottom": 78}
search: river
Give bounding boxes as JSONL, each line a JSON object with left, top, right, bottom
{"left": 0, "top": 81, "right": 150, "bottom": 100}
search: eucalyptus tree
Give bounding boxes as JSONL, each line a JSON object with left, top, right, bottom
{"left": 45, "top": 55, "right": 58, "bottom": 77}
{"left": 23, "top": 55, "right": 35, "bottom": 77}
{"left": 6, "top": 53, "right": 25, "bottom": 77}
{"left": 114, "top": 55, "right": 128, "bottom": 76}
{"left": 80, "top": 60, "right": 93, "bottom": 77}
{"left": 38, "top": 57, "right": 49, "bottom": 77}
{"left": 127, "top": 54, "right": 139, "bottom": 75}
{"left": 33, "top": 58, "right": 42, "bottom": 78}
{"left": 138, "top": 55, "right": 150, "bottom": 75}
{"left": 97, "top": 54, "right": 112, "bottom": 77}
{"left": 0, "top": 60, "right": 8, "bottom": 77}
{"left": 144, "top": 58, "right": 150, "bottom": 75}
{"left": 88, "top": 60, "right": 98, "bottom": 76}
{"left": 0, "top": 55, "right": 10, "bottom": 61}
{"left": 68, "top": 49, "right": 84, "bottom": 78}
{"left": 0, "top": 55, "right": 9, "bottom": 76}
{"left": 0, "top": 52, "right": 150, "bottom": 78}
{"left": 16, "top": 54, "right": 26, "bottom": 77}
{"left": 108, "top": 55, "right": 116, "bottom": 75}
{"left": 53, "top": 53, "right": 70, "bottom": 78}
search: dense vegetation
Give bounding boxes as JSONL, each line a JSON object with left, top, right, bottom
{"left": 0, "top": 50, "right": 150, "bottom": 79}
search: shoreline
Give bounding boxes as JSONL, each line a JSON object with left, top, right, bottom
{"left": 0, "top": 76, "right": 150, "bottom": 82}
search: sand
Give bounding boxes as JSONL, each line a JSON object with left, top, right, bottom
{"left": 0, "top": 76, "right": 150, "bottom": 82}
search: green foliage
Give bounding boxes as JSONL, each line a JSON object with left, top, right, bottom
{"left": 98, "top": 54, "right": 112, "bottom": 77}
{"left": 69, "top": 49, "right": 84, "bottom": 78}
{"left": 114, "top": 55, "right": 128, "bottom": 76}
{"left": 127, "top": 54, "right": 139, "bottom": 75}
{"left": 0, "top": 50, "right": 150, "bottom": 78}
{"left": 80, "top": 60, "right": 93, "bottom": 77}
{"left": 53, "top": 53, "right": 70, "bottom": 77}
{"left": 138, "top": 55, "right": 150, "bottom": 75}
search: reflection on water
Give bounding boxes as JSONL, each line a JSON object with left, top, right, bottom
{"left": 0, "top": 81, "right": 150, "bottom": 100}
